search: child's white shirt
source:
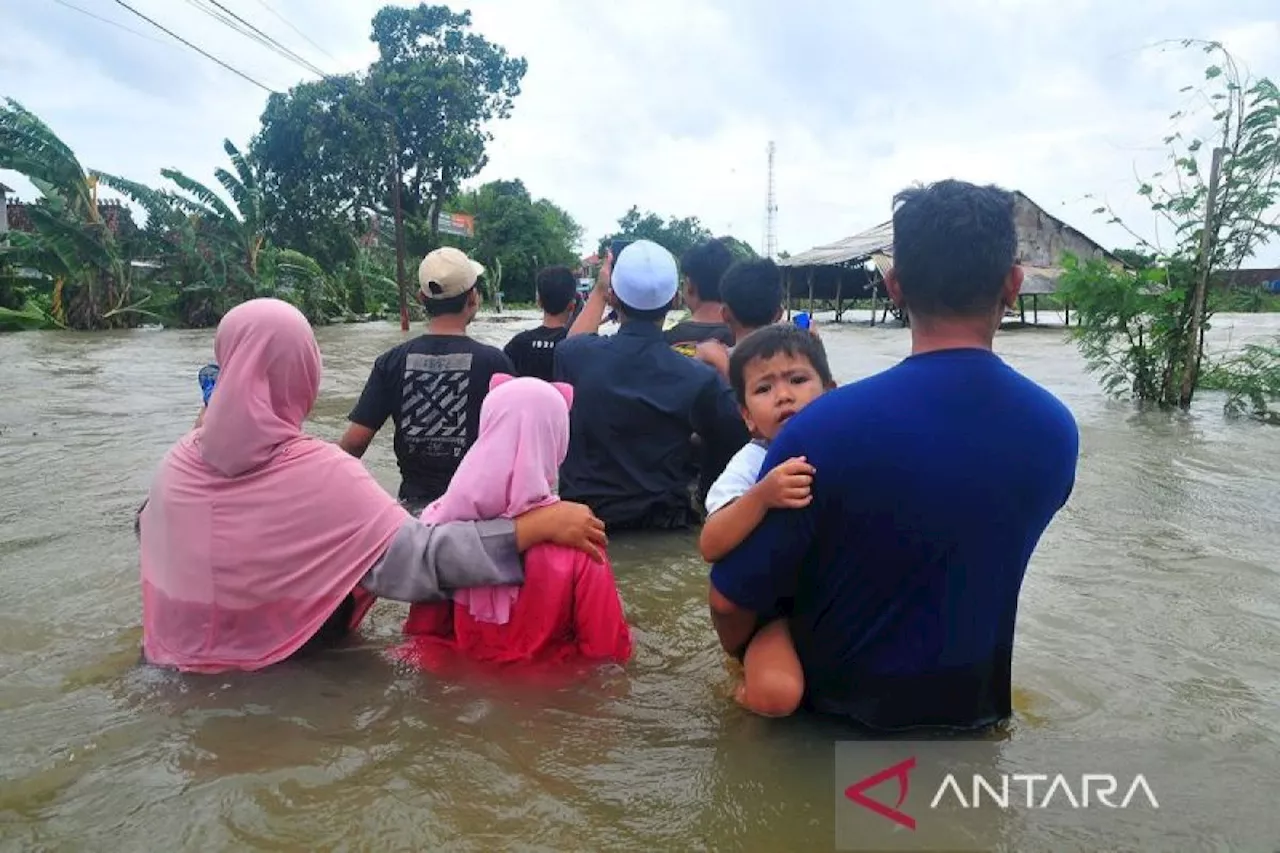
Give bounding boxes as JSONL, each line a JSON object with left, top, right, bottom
{"left": 704, "top": 440, "right": 770, "bottom": 516}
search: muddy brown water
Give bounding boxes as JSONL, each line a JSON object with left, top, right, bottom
{"left": 0, "top": 310, "right": 1277, "bottom": 851}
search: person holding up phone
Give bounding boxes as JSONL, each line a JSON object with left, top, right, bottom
{"left": 553, "top": 241, "right": 750, "bottom": 530}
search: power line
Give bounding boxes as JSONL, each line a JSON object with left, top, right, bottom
{"left": 108, "top": 0, "right": 277, "bottom": 93}
{"left": 171, "top": 0, "right": 397, "bottom": 126}
{"left": 180, "top": 0, "right": 329, "bottom": 79}
{"left": 251, "top": 0, "right": 340, "bottom": 65}
{"left": 207, "top": 0, "right": 327, "bottom": 75}
{"left": 45, "top": 0, "right": 171, "bottom": 47}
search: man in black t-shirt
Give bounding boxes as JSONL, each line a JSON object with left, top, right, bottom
{"left": 664, "top": 238, "right": 736, "bottom": 356}
{"left": 339, "top": 246, "right": 514, "bottom": 511}
{"left": 503, "top": 265, "right": 578, "bottom": 381}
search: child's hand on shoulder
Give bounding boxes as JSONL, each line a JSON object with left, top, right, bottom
{"left": 758, "top": 456, "right": 815, "bottom": 509}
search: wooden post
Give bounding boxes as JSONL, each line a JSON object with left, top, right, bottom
{"left": 1064, "top": 301, "right": 1070, "bottom": 326}
{"left": 835, "top": 271, "right": 844, "bottom": 323}
{"left": 1032, "top": 294, "right": 1039, "bottom": 325}
{"left": 785, "top": 270, "right": 792, "bottom": 320}
{"left": 1018, "top": 294, "right": 1026, "bottom": 324}
{"left": 1179, "top": 145, "right": 1227, "bottom": 407}
{"left": 391, "top": 156, "right": 409, "bottom": 331}
{"left": 869, "top": 281, "right": 878, "bottom": 327}
{"left": 807, "top": 268, "right": 815, "bottom": 317}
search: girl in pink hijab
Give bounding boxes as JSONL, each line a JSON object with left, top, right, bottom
{"left": 403, "top": 374, "right": 633, "bottom": 666}
{"left": 137, "top": 298, "right": 607, "bottom": 673}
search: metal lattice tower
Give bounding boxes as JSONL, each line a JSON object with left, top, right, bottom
{"left": 764, "top": 141, "right": 778, "bottom": 259}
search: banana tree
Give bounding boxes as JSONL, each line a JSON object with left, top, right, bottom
{"left": 0, "top": 98, "right": 143, "bottom": 329}
{"left": 334, "top": 240, "right": 399, "bottom": 316}
{"left": 161, "top": 139, "right": 265, "bottom": 304}
{"left": 93, "top": 171, "right": 233, "bottom": 327}
{"left": 261, "top": 247, "right": 346, "bottom": 324}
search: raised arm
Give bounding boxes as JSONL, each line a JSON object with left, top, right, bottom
{"left": 567, "top": 252, "right": 613, "bottom": 338}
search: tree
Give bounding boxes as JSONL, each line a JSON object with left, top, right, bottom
{"left": 250, "top": 4, "right": 527, "bottom": 282}
{"left": 0, "top": 98, "right": 142, "bottom": 329}
{"left": 598, "top": 206, "right": 714, "bottom": 260}
{"left": 251, "top": 74, "right": 388, "bottom": 269}
{"left": 719, "top": 235, "right": 758, "bottom": 261}
{"left": 1060, "top": 40, "right": 1280, "bottom": 419}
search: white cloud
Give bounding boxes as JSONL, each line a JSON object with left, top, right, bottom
{"left": 2, "top": 0, "right": 1277, "bottom": 264}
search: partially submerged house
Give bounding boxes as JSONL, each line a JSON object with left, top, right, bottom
{"left": 0, "top": 182, "right": 12, "bottom": 237}
{"left": 777, "top": 191, "right": 1123, "bottom": 325}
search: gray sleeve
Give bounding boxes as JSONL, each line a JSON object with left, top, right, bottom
{"left": 359, "top": 518, "right": 524, "bottom": 603}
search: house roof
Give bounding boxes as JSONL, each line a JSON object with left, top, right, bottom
{"left": 779, "top": 220, "right": 893, "bottom": 268}
{"left": 779, "top": 191, "right": 1122, "bottom": 282}
{"left": 0, "top": 182, "right": 14, "bottom": 194}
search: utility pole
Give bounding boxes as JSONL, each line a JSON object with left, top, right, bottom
{"left": 391, "top": 154, "right": 409, "bottom": 331}
{"left": 1178, "top": 145, "right": 1227, "bottom": 408}
{"left": 764, "top": 141, "right": 777, "bottom": 259}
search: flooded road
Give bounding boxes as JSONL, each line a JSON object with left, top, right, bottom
{"left": 1, "top": 310, "right": 1278, "bottom": 851}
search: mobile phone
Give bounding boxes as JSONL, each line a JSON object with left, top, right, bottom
{"left": 198, "top": 363, "right": 220, "bottom": 406}
{"left": 609, "top": 238, "right": 635, "bottom": 266}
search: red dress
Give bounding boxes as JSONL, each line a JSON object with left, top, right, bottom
{"left": 401, "top": 543, "right": 632, "bottom": 667}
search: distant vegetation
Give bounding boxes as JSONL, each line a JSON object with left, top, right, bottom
{"left": 1058, "top": 40, "right": 1280, "bottom": 424}
{"left": 0, "top": 3, "right": 755, "bottom": 333}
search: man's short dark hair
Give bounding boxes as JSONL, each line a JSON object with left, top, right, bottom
{"left": 614, "top": 297, "right": 670, "bottom": 323}
{"left": 891, "top": 179, "right": 1018, "bottom": 319}
{"left": 536, "top": 265, "right": 578, "bottom": 315}
{"left": 721, "top": 258, "right": 783, "bottom": 329}
{"left": 728, "top": 323, "right": 834, "bottom": 407}
{"left": 679, "top": 239, "right": 734, "bottom": 302}
{"left": 422, "top": 287, "right": 473, "bottom": 317}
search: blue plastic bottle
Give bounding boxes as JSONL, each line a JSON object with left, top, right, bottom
{"left": 198, "top": 364, "right": 220, "bottom": 406}
{"left": 793, "top": 312, "right": 811, "bottom": 330}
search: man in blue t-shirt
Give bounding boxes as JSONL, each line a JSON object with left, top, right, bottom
{"left": 708, "top": 179, "right": 1079, "bottom": 731}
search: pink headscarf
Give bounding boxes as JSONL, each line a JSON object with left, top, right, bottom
{"left": 419, "top": 374, "right": 574, "bottom": 624}
{"left": 139, "top": 298, "right": 409, "bottom": 673}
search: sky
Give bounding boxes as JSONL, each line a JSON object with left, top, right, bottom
{"left": 2, "top": 0, "right": 1279, "bottom": 264}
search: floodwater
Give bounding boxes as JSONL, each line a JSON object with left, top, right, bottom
{"left": 0, "top": 309, "right": 1277, "bottom": 851}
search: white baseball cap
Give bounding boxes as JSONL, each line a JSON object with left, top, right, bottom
{"left": 418, "top": 247, "right": 485, "bottom": 299}
{"left": 611, "top": 240, "right": 678, "bottom": 311}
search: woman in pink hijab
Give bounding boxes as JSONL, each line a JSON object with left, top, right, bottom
{"left": 137, "top": 298, "right": 607, "bottom": 674}
{"left": 402, "top": 374, "right": 632, "bottom": 666}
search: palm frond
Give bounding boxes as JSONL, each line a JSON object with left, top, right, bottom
{"left": 92, "top": 171, "right": 183, "bottom": 231}
{"left": 0, "top": 98, "right": 95, "bottom": 217}
{"left": 213, "top": 167, "right": 254, "bottom": 221}
{"left": 223, "top": 139, "right": 258, "bottom": 195}
{"left": 25, "top": 205, "right": 119, "bottom": 276}
{"left": 161, "top": 168, "right": 239, "bottom": 224}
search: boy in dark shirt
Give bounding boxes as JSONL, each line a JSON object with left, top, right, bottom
{"left": 665, "top": 238, "right": 735, "bottom": 355}
{"left": 503, "top": 265, "right": 578, "bottom": 382}
{"left": 339, "top": 246, "right": 514, "bottom": 512}
{"left": 694, "top": 257, "right": 786, "bottom": 379}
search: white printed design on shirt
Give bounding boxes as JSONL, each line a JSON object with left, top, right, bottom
{"left": 401, "top": 352, "right": 473, "bottom": 458}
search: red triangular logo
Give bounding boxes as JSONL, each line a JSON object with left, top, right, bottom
{"left": 844, "top": 756, "right": 917, "bottom": 830}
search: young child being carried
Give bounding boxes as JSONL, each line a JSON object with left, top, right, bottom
{"left": 401, "top": 374, "right": 632, "bottom": 668}
{"left": 699, "top": 324, "right": 835, "bottom": 717}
